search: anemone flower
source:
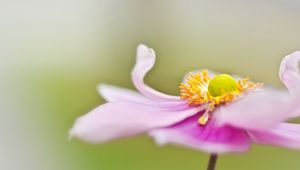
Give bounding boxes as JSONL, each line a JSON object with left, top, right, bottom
{"left": 70, "top": 44, "right": 300, "bottom": 170}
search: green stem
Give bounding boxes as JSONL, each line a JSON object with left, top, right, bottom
{"left": 207, "top": 154, "right": 218, "bottom": 170}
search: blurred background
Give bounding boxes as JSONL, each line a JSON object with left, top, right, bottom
{"left": 1, "top": 0, "right": 300, "bottom": 169}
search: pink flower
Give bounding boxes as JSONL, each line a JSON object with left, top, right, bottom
{"left": 70, "top": 44, "right": 300, "bottom": 153}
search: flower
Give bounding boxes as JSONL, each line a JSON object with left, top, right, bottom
{"left": 70, "top": 44, "right": 300, "bottom": 153}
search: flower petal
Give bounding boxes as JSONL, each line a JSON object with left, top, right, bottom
{"left": 132, "top": 44, "right": 180, "bottom": 101}
{"left": 70, "top": 101, "right": 204, "bottom": 143}
{"left": 215, "top": 88, "right": 295, "bottom": 130}
{"left": 249, "top": 123, "right": 300, "bottom": 150}
{"left": 149, "top": 114, "right": 250, "bottom": 153}
{"left": 279, "top": 51, "right": 300, "bottom": 94}
{"left": 97, "top": 83, "right": 190, "bottom": 108}
{"left": 97, "top": 83, "right": 150, "bottom": 102}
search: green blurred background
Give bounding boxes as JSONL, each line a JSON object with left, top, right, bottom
{"left": 1, "top": 0, "right": 300, "bottom": 169}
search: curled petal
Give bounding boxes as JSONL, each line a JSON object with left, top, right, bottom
{"left": 249, "top": 123, "right": 300, "bottom": 150}
{"left": 97, "top": 84, "right": 151, "bottom": 102}
{"left": 279, "top": 51, "right": 300, "bottom": 94}
{"left": 98, "top": 83, "right": 190, "bottom": 108}
{"left": 149, "top": 114, "right": 250, "bottom": 154}
{"left": 132, "top": 44, "right": 180, "bottom": 101}
{"left": 70, "top": 101, "right": 204, "bottom": 143}
{"left": 215, "top": 88, "right": 295, "bottom": 130}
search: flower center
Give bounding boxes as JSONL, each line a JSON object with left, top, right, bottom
{"left": 208, "top": 74, "right": 238, "bottom": 97}
{"left": 179, "top": 70, "right": 262, "bottom": 125}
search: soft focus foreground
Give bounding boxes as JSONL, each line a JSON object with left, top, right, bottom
{"left": 1, "top": 0, "right": 300, "bottom": 170}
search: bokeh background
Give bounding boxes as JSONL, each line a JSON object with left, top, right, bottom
{"left": 1, "top": 0, "right": 300, "bottom": 169}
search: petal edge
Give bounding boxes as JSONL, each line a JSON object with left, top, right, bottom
{"left": 70, "top": 101, "right": 204, "bottom": 143}
{"left": 132, "top": 44, "right": 180, "bottom": 101}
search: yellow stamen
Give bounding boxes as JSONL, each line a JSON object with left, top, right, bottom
{"left": 198, "top": 111, "right": 209, "bottom": 125}
{"left": 179, "top": 70, "right": 262, "bottom": 125}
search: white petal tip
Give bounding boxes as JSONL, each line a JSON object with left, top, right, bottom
{"left": 68, "top": 118, "right": 87, "bottom": 142}
{"left": 68, "top": 125, "right": 79, "bottom": 141}
{"left": 68, "top": 124, "right": 96, "bottom": 143}
{"left": 137, "top": 44, "right": 151, "bottom": 51}
{"left": 97, "top": 83, "right": 111, "bottom": 96}
{"left": 149, "top": 131, "right": 168, "bottom": 146}
{"left": 136, "top": 44, "right": 155, "bottom": 62}
{"left": 291, "top": 51, "right": 300, "bottom": 55}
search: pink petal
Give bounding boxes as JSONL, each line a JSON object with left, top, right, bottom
{"left": 279, "top": 51, "right": 300, "bottom": 94}
{"left": 70, "top": 101, "right": 204, "bottom": 143}
{"left": 249, "top": 123, "right": 300, "bottom": 150}
{"left": 98, "top": 83, "right": 190, "bottom": 108}
{"left": 132, "top": 44, "right": 180, "bottom": 101}
{"left": 278, "top": 51, "right": 300, "bottom": 117}
{"left": 149, "top": 114, "right": 250, "bottom": 154}
{"left": 97, "top": 84, "right": 151, "bottom": 102}
{"left": 214, "top": 88, "right": 296, "bottom": 130}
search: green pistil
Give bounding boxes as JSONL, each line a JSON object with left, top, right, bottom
{"left": 208, "top": 74, "right": 238, "bottom": 97}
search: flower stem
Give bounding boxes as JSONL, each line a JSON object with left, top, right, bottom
{"left": 207, "top": 154, "right": 218, "bottom": 170}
